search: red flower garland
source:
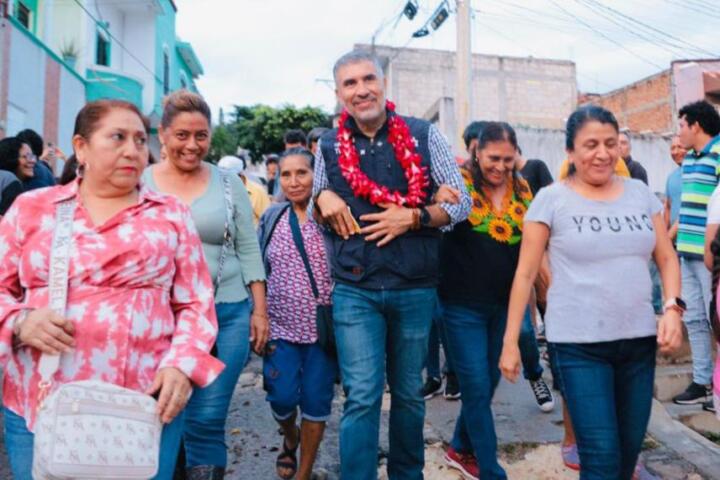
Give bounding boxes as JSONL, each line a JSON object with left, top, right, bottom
{"left": 337, "top": 101, "right": 429, "bottom": 208}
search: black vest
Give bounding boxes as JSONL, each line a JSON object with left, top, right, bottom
{"left": 321, "top": 112, "right": 440, "bottom": 290}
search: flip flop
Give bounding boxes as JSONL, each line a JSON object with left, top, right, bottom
{"left": 276, "top": 427, "right": 300, "bottom": 480}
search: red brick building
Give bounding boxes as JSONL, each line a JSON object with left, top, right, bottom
{"left": 580, "top": 60, "right": 720, "bottom": 134}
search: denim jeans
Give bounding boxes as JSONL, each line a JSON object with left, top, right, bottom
{"left": 649, "top": 260, "right": 663, "bottom": 315}
{"left": 519, "top": 308, "right": 543, "bottom": 381}
{"left": 332, "top": 283, "right": 435, "bottom": 480}
{"left": 442, "top": 301, "right": 508, "bottom": 480}
{"left": 3, "top": 407, "right": 184, "bottom": 480}
{"left": 681, "top": 257, "right": 714, "bottom": 385}
{"left": 552, "top": 337, "right": 656, "bottom": 480}
{"left": 263, "top": 339, "right": 338, "bottom": 422}
{"left": 184, "top": 301, "right": 250, "bottom": 467}
{"left": 427, "top": 298, "right": 454, "bottom": 379}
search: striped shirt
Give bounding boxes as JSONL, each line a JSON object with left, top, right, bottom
{"left": 677, "top": 135, "right": 720, "bottom": 258}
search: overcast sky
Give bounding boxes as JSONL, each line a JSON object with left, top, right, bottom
{"left": 174, "top": 0, "right": 720, "bottom": 117}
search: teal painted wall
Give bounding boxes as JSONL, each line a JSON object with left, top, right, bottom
{"left": 176, "top": 51, "right": 198, "bottom": 92}
{"left": 153, "top": 0, "right": 176, "bottom": 115}
{"left": 86, "top": 69, "right": 143, "bottom": 108}
{"left": 152, "top": 1, "right": 201, "bottom": 113}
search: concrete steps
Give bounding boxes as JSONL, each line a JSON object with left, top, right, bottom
{"left": 652, "top": 362, "right": 720, "bottom": 479}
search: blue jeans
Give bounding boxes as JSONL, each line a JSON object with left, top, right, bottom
{"left": 649, "top": 260, "right": 663, "bottom": 315}
{"left": 443, "top": 301, "right": 508, "bottom": 480}
{"left": 332, "top": 283, "right": 435, "bottom": 480}
{"left": 3, "top": 407, "right": 184, "bottom": 480}
{"left": 552, "top": 337, "right": 656, "bottom": 480}
{"left": 184, "top": 301, "right": 250, "bottom": 467}
{"left": 427, "top": 298, "right": 454, "bottom": 379}
{"left": 263, "top": 339, "right": 338, "bottom": 421}
{"left": 519, "top": 309, "right": 543, "bottom": 381}
{"left": 680, "top": 257, "right": 714, "bottom": 385}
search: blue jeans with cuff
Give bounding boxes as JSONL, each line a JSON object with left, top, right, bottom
{"left": 552, "top": 336, "right": 656, "bottom": 480}
{"left": 332, "top": 283, "right": 435, "bottom": 480}
{"left": 3, "top": 406, "right": 184, "bottom": 480}
{"left": 263, "top": 338, "right": 337, "bottom": 422}
{"left": 183, "top": 301, "right": 250, "bottom": 468}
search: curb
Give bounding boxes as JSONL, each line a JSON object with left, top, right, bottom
{"left": 648, "top": 399, "right": 720, "bottom": 479}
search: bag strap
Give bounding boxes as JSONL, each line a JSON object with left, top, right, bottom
{"left": 288, "top": 208, "right": 319, "bottom": 301}
{"left": 215, "top": 172, "right": 234, "bottom": 295}
{"left": 38, "top": 199, "right": 77, "bottom": 388}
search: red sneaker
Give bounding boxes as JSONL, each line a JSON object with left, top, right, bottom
{"left": 444, "top": 446, "right": 480, "bottom": 480}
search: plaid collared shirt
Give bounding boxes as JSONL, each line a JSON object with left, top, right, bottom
{"left": 310, "top": 122, "right": 470, "bottom": 230}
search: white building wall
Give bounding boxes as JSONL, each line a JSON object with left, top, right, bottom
{"left": 122, "top": 15, "right": 156, "bottom": 113}
{"left": 48, "top": 1, "right": 87, "bottom": 76}
{"left": 57, "top": 68, "right": 86, "bottom": 156}
{"left": 7, "top": 27, "right": 46, "bottom": 136}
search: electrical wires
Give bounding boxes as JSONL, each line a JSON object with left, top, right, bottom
{"left": 73, "top": 0, "right": 164, "bottom": 86}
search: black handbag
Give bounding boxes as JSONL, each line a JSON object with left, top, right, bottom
{"left": 288, "top": 208, "right": 336, "bottom": 357}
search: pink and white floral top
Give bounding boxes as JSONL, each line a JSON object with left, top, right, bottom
{"left": 0, "top": 180, "right": 224, "bottom": 429}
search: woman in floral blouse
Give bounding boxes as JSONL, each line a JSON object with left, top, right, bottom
{"left": 0, "top": 100, "right": 222, "bottom": 480}
{"left": 438, "top": 122, "right": 530, "bottom": 480}
{"left": 257, "top": 148, "right": 336, "bottom": 480}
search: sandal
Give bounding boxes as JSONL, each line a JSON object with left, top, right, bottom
{"left": 276, "top": 427, "right": 300, "bottom": 479}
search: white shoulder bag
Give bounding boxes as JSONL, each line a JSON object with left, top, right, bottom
{"left": 32, "top": 200, "right": 163, "bottom": 480}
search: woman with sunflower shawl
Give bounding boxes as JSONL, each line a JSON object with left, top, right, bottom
{"left": 438, "top": 122, "right": 536, "bottom": 480}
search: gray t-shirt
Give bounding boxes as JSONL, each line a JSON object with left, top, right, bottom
{"left": 526, "top": 178, "right": 663, "bottom": 343}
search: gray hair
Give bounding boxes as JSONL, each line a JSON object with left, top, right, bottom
{"left": 333, "top": 50, "right": 384, "bottom": 83}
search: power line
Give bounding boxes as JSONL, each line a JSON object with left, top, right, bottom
{"left": 580, "top": 0, "right": 719, "bottom": 58}
{"left": 547, "top": 0, "right": 665, "bottom": 70}
{"left": 574, "top": 0, "right": 686, "bottom": 58}
{"left": 662, "top": 0, "right": 720, "bottom": 21}
{"left": 73, "top": 0, "right": 163, "bottom": 86}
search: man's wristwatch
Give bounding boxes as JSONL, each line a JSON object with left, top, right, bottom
{"left": 419, "top": 207, "right": 431, "bottom": 227}
{"left": 663, "top": 297, "right": 687, "bottom": 315}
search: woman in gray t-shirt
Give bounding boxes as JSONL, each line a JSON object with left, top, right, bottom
{"left": 499, "top": 106, "right": 683, "bottom": 479}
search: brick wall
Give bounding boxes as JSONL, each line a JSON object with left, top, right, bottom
{"left": 584, "top": 70, "right": 673, "bottom": 133}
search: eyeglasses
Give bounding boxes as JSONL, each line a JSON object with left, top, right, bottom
{"left": 19, "top": 153, "right": 36, "bottom": 162}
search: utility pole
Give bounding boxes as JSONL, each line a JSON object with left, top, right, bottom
{"left": 455, "top": 0, "right": 472, "bottom": 152}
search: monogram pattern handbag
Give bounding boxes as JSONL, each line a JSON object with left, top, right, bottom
{"left": 32, "top": 199, "right": 163, "bottom": 480}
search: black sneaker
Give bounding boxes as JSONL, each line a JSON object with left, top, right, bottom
{"left": 529, "top": 378, "right": 555, "bottom": 412}
{"left": 672, "top": 382, "right": 712, "bottom": 405}
{"left": 444, "top": 373, "right": 461, "bottom": 400}
{"left": 702, "top": 400, "right": 716, "bottom": 413}
{"left": 422, "top": 377, "right": 443, "bottom": 400}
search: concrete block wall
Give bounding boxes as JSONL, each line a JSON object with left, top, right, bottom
{"left": 365, "top": 44, "right": 576, "bottom": 132}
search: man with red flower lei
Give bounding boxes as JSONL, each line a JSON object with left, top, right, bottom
{"left": 311, "top": 50, "right": 470, "bottom": 479}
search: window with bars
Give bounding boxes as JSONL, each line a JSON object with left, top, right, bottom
{"left": 16, "top": 2, "right": 30, "bottom": 29}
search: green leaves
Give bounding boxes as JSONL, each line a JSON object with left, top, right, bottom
{"left": 208, "top": 104, "right": 331, "bottom": 163}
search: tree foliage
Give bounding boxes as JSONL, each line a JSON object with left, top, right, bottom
{"left": 208, "top": 104, "right": 331, "bottom": 163}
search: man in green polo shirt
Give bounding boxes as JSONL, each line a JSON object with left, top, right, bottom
{"left": 674, "top": 100, "right": 720, "bottom": 405}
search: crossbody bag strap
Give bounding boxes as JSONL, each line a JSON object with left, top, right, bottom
{"left": 288, "top": 208, "right": 320, "bottom": 301}
{"left": 215, "top": 172, "right": 234, "bottom": 295}
{"left": 38, "top": 199, "right": 77, "bottom": 392}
